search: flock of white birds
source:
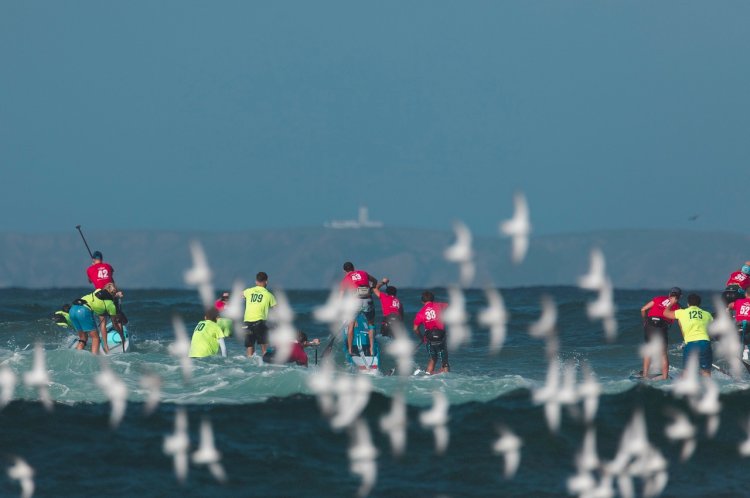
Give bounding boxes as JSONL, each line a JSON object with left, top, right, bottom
{"left": 4, "top": 192, "right": 750, "bottom": 498}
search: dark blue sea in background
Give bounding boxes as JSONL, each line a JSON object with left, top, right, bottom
{"left": 1, "top": 287, "right": 749, "bottom": 497}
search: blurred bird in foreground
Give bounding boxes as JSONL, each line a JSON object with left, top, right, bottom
{"left": 500, "top": 192, "right": 531, "bottom": 265}
{"left": 7, "top": 456, "right": 34, "bottom": 498}
{"left": 23, "top": 343, "right": 52, "bottom": 411}
{"left": 443, "top": 220, "right": 475, "bottom": 287}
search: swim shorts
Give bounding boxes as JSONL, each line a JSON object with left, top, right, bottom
{"left": 683, "top": 340, "right": 712, "bottom": 371}
{"left": 427, "top": 341, "right": 449, "bottom": 368}
{"left": 358, "top": 297, "right": 374, "bottom": 323}
{"left": 69, "top": 304, "right": 97, "bottom": 332}
{"left": 426, "top": 329, "right": 448, "bottom": 367}
{"left": 643, "top": 317, "right": 669, "bottom": 345}
{"left": 380, "top": 314, "right": 402, "bottom": 337}
{"left": 244, "top": 320, "right": 269, "bottom": 348}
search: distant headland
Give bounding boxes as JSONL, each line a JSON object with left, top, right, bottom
{"left": 1, "top": 228, "right": 747, "bottom": 290}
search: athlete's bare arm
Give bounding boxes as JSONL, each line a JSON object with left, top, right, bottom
{"left": 640, "top": 301, "right": 654, "bottom": 319}
{"left": 372, "top": 278, "right": 388, "bottom": 297}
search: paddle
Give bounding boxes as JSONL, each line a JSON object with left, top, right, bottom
{"left": 112, "top": 296, "right": 127, "bottom": 353}
{"left": 711, "top": 362, "right": 732, "bottom": 377}
{"left": 321, "top": 314, "right": 358, "bottom": 359}
{"left": 75, "top": 225, "right": 94, "bottom": 259}
{"left": 321, "top": 331, "right": 337, "bottom": 359}
{"left": 75, "top": 225, "right": 125, "bottom": 352}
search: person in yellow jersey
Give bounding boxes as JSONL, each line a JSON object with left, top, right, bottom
{"left": 189, "top": 308, "right": 225, "bottom": 358}
{"left": 662, "top": 293, "right": 714, "bottom": 377}
{"left": 216, "top": 316, "right": 232, "bottom": 354}
{"left": 68, "top": 285, "right": 120, "bottom": 354}
{"left": 51, "top": 304, "right": 74, "bottom": 329}
{"left": 242, "top": 271, "right": 277, "bottom": 358}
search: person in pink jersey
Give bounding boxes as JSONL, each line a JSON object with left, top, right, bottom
{"left": 413, "top": 290, "right": 450, "bottom": 374}
{"left": 215, "top": 291, "right": 230, "bottom": 311}
{"left": 86, "top": 250, "right": 126, "bottom": 337}
{"left": 723, "top": 261, "right": 750, "bottom": 304}
{"left": 340, "top": 261, "right": 378, "bottom": 354}
{"left": 728, "top": 288, "right": 750, "bottom": 360}
{"left": 639, "top": 287, "right": 682, "bottom": 380}
{"left": 262, "top": 331, "right": 320, "bottom": 367}
{"left": 372, "top": 277, "right": 404, "bottom": 338}
{"left": 87, "top": 251, "right": 116, "bottom": 290}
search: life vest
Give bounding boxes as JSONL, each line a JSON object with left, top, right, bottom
{"left": 425, "top": 328, "right": 446, "bottom": 345}
{"left": 77, "top": 289, "right": 117, "bottom": 316}
{"left": 52, "top": 310, "right": 71, "bottom": 328}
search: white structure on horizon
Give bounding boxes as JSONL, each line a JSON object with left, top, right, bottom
{"left": 325, "top": 206, "right": 384, "bottom": 229}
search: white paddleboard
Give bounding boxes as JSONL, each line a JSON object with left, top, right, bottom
{"left": 103, "top": 332, "right": 130, "bottom": 355}
{"left": 351, "top": 354, "right": 379, "bottom": 375}
{"left": 68, "top": 327, "right": 130, "bottom": 354}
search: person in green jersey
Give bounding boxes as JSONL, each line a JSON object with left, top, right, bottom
{"left": 189, "top": 308, "right": 225, "bottom": 358}
{"left": 216, "top": 315, "right": 232, "bottom": 355}
{"left": 68, "top": 287, "right": 119, "bottom": 354}
{"left": 242, "top": 272, "right": 277, "bottom": 358}
{"left": 662, "top": 293, "right": 714, "bottom": 377}
{"left": 214, "top": 291, "right": 233, "bottom": 355}
{"left": 51, "top": 304, "right": 74, "bottom": 329}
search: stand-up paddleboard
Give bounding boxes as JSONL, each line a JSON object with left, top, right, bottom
{"left": 68, "top": 321, "right": 130, "bottom": 354}
{"left": 412, "top": 368, "right": 447, "bottom": 377}
{"left": 343, "top": 313, "right": 380, "bottom": 375}
{"left": 104, "top": 324, "right": 130, "bottom": 354}
{"left": 629, "top": 371, "right": 669, "bottom": 381}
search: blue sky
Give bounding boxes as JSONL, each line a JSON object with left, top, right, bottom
{"left": 1, "top": 1, "right": 748, "bottom": 236}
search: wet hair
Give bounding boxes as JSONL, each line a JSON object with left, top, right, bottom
{"left": 386, "top": 286, "right": 397, "bottom": 296}
{"left": 297, "top": 330, "right": 308, "bottom": 343}
{"left": 687, "top": 293, "right": 701, "bottom": 306}
{"left": 256, "top": 272, "right": 268, "bottom": 282}
{"left": 205, "top": 308, "right": 220, "bottom": 321}
{"left": 103, "top": 282, "right": 117, "bottom": 295}
{"left": 421, "top": 290, "right": 435, "bottom": 303}
{"left": 92, "top": 250, "right": 103, "bottom": 260}
{"left": 343, "top": 262, "right": 354, "bottom": 272}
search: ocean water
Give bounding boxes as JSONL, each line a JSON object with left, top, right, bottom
{"left": 1, "top": 286, "right": 749, "bottom": 497}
